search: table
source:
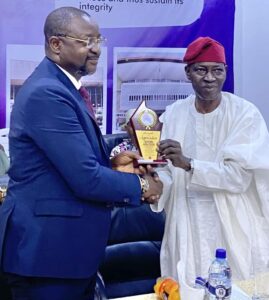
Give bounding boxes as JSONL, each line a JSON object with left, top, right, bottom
{"left": 235, "top": 272, "right": 269, "bottom": 298}
{"left": 111, "top": 294, "right": 159, "bottom": 300}
{"left": 110, "top": 272, "right": 269, "bottom": 300}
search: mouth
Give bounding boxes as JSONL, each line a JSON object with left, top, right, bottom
{"left": 203, "top": 85, "right": 217, "bottom": 90}
{"left": 87, "top": 57, "right": 99, "bottom": 64}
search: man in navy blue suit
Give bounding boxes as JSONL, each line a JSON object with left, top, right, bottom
{"left": 0, "top": 7, "right": 163, "bottom": 300}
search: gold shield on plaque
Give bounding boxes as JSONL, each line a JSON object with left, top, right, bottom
{"left": 129, "top": 100, "right": 167, "bottom": 165}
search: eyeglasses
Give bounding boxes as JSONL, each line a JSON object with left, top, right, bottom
{"left": 57, "top": 34, "right": 107, "bottom": 48}
{"left": 192, "top": 66, "right": 226, "bottom": 77}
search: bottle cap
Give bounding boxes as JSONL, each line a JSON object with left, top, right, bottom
{"left": 215, "top": 248, "right": 226, "bottom": 259}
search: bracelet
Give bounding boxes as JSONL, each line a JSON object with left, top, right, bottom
{"left": 0, "top": 186, "right": 7, "bottom": 204}
{"left": 138, "top": 175, "right": 150, "bottom": 194}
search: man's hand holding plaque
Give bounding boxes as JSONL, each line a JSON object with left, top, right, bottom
{"left": 111, "top": 150, "right": 163, "bottom": 204}
{"left": 128, "top": 100, "right": 167, "bottom": 166}
{"left": 111, "top": 150, "right": 143, "bottom": 174}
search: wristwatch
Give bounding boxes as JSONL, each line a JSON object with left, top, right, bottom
{"left": 138, "top": 175, "right": 150, "bottom": 194}
{"left": 186, "top": 158, "right": 194, "bottom": 172}
{"left": 0, "top": 186, "right": 7, "bottom": 203}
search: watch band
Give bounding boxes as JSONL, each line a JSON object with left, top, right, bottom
{"left": 189, "top": 158, "right": 194, "bottom": 172}
{"left": 138, "top": 175, "right": 150, "bottom": 194}
{"left": 186, "top": 158, "right": 194, "bottom": 172}
{"left": 0, "top": 186, "right": 7, "bottom": 203}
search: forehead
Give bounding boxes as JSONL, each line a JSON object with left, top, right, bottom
{"left": 191, "top": 62, "right": 225, "bottom": 68}
{"left": 68, "top": 15, "right": 100, "bottom": 36}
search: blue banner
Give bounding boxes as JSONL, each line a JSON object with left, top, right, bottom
{"left": 0, "top": 0, "right": 235, "bottom": 133}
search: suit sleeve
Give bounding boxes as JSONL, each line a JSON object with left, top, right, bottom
{"left": 25, "top": 85, "right": 141, "bottom": 205}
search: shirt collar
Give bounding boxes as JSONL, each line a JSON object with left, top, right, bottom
{"left": 56, "top": 64, "right": 82, "bottom": 90}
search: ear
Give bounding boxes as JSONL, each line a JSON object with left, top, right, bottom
{"left": 185, "top": 65, "right": 191, "bottom": 80}
{"left": 48, "top": 36, "right": 62, "bottom": 54}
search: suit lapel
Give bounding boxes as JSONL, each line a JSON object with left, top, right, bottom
{"left": 42, "top": 57, "right": 110, "bottom": 161}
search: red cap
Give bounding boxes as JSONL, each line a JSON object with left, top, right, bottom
{"left": 183, "top": 37, "right": 226, "bottom": 65}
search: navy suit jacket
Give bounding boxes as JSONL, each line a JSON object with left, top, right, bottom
{"left": 0, "top": 57, "right": 141, "bottom": 278}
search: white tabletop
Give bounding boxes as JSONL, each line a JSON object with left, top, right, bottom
{"left": 111, "top": 294, "right": 159, "bottom": 300}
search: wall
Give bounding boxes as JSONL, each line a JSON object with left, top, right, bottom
{"left": 234, "top": 0, "right": 269, "bottom": 125}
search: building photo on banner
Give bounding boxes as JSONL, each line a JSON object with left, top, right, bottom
{"left": 112, "top": 47, "right": 193, "bottom": 132}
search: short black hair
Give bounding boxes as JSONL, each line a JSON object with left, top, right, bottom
{"left": 44, "top": 7, "right": 91, "bottom": 42}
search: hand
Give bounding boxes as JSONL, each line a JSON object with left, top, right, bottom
{"left": 111, "top": 151, "right": 145, "bottom": 174}
{"left": 137, "top": 164, "right": 159, "bottom": 177}
{"left": 158, "top": 139, "right": 191, "bottom": 170}
{"left": 142, "top": 173, "right": 163, "bottom": 204}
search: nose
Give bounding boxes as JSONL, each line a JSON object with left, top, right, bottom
{"left": 204, "top": 71, "right": 216, "bottom": 81}
{"left": 90, "top": 42, "right": 101, "bottom": 55}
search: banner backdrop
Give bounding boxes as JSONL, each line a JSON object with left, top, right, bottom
{"left": 0, "top": 0, "right": 235, "bottom": 133}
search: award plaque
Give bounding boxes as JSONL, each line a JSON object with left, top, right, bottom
{"left": 129, "top": 100, "right": 167, "bottom": 165}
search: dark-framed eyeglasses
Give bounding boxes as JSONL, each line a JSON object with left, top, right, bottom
{"left": 56, "top": 34, "right": 107, "bottom": 48}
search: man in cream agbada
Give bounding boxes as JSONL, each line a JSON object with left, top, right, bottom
{"left": 153, "top": 36, "right": 269, "bottom": 284}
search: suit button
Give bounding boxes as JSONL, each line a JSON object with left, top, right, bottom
{"left": 123, "top": 198, "right": 130, "bottom": 203}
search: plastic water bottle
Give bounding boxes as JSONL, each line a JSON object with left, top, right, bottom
{"left": 207, "top": 248, "right": 232, "bottom": 299}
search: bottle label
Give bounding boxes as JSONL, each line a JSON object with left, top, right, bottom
{"left": 208, "top": 284, "right": 231, "bottom": 299}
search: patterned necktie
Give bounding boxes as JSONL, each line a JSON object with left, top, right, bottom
{"left": 79, "top": 86, "right": 96, "bottom": 120}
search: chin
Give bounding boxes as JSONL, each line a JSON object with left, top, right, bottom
{"left": 86, "top": 66, "right": 98, "bottom": 75}
{"left": 86, "top": 60, "right": 98, "bottom": 74}
{"left": 88, "top": 69, "right": 97, "bottom": 75}
{"left": 201, "top": 92, "right": 221, "bottom": 101}
{"left": 78, "top": 67, "right": 96, "bottom": 77}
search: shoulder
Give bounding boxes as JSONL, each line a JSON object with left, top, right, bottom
{"left": 22, "top": 57, "right": 72, "bottom": 91}
{"left": 222, "top": 92, "right": 263, "bottom": 119}
{"left": 17, "top": 63, "right": 76, "bottom": 106}
{"left": 222, "top": 92, "right": 267, "bottom": 133}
